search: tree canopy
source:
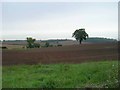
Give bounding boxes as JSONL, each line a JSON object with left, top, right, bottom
{"left": 72, "top": 28, "right": 88, "bottom": 44}
{"left": 26, "top": 37, "right": 41, "bottom": 48}
{"left": 26, "top": 37, "right": 36, "bottom": 48}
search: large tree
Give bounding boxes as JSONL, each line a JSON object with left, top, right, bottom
{"left": 72, "top": 28, "right": 88, "bottom": 44}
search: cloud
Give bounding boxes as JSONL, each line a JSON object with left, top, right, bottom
{"left": 2, "top": 2, "right": 118, "bottom": 40}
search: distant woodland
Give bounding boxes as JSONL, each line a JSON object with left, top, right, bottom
{"left": 1, "top": 37, "right": 117, "bottom": 43}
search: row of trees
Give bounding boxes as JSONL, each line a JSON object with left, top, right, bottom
{"left": 26, "top": 28, "right": 88, "bottom": 48}
{"left": 26, "top": 38, "right": 62, "bottom": 48}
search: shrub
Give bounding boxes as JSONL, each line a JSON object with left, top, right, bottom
{"left": 45, "top": 42, "right": 49, "bottom": 47}
{"left": 57, "top": 44, "right": 62, "bottom": 47}
{"left": 1, "top": 46, "right": 8, "bottom": 49}
{"left": 34, "top": 43, "right": 40, "bottom": 48}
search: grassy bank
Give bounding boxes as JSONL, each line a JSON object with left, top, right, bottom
{"left": 2, "top": 61, "right": 119, "bottom": 88}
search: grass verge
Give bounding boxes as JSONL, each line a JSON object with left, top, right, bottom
{"left": 2, "top": 61, "right": 119, "bottom": 88}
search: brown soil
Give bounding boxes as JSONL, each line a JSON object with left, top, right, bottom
{"left": 2, "top": 43, "right": 118, "bottom": 66}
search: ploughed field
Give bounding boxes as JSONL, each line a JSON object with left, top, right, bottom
{"left": 2, "top": 43, "right": 118, "bottom": 66}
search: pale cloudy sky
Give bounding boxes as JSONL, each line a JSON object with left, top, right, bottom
{"left": 1, "top": 1, "right": 118, "bottom": 40}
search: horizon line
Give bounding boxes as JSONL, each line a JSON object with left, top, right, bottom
{"left": 0, "top": 37, "right": 118, "bottom": 41}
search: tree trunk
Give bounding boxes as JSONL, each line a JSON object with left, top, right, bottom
{"left": 79, "top": 40, "right": 82, "bottom": 44}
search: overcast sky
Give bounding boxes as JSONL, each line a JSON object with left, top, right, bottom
{"left": 1, "top": 2, "right": 118, "bottom": 40}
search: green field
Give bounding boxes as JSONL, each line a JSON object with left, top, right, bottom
{"left": 2, "top": 61, "right": 119, "bottom": 88}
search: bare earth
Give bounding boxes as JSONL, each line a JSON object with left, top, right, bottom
{"left": 2, "top": 43, "right": 118, "bottom": 66}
